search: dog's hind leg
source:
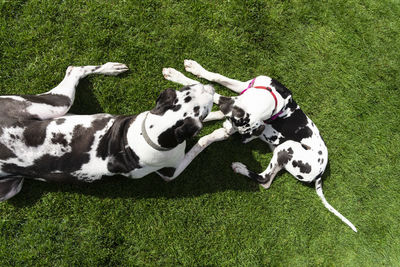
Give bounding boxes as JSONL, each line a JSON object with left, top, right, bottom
{"left": 0, "top": 177, "right": 24, "bottom": 201}
{"left": 184, "top": 60, "right": 252, "bottom": 94}
{"left": 232, "top": 159, "right": 282, "bottom": 189}
{"left": 16, "top": 63, "right": 128, "bottom": 120}
{"left": 231, "top": 141, "right": 302, "bottom": 188}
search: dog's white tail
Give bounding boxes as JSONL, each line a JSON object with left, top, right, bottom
{"left": 315, "top": 178, "right": 357, "bottom": 232}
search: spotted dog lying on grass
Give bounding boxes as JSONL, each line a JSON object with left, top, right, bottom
{"left": 0, "top": 62, "right": 216, "bottom": 201}
{"left": 163, "top": 60, "right": 357, "bottom": 232}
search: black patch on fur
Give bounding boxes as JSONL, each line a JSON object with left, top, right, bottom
{"left": 184, "top": 96, "right": 192, "bottom": 103}
{"left": 318, "top": 150, "right": 322, "bottom": 155}
{"left": 22, "top": 120, "right": 51, "bottom": 147}
{"left": 173, "top": 118, "right": 200, "bottom": 144}
{"left": 251, "top": 124, "right": 265, "bottom": 136}
{"left": 158, "top": 118, "right": 200, "bottom": 149}
{"left": 0, "top": 142, "right": 17, "bottom": 160}
{"left": 51, "top": 133, "right": 68, "bottom": 147}
{"left": 264, "top": 134, "right": 277, "bottom": 143}
{"left": 172, "top": 104, "right": 181, "bottom": 112}
{"left": 158, "top": 167, "right": 176, "bottom": 178}
{"left": 218, "top": 96, "right": 234, "bottom": 114}
{"left": 277, "top": 147, "right": 294, "bottom": 166}
{"left": 21, "top": 94, "right": 71, "bottom": 107}
{"left": 231, "top": 108, "right": 250, "bottom": 127}
{"left": 292, "top": 160, "right": 312, "bottom": 174}
{"left": 232, "top": 106, "right": 245, "bottom": 118}
{"left": 56, "top": 118, "right": 66, "bottom": 125}
{"left": 271, "top": 79, "right": 291, "bottom": 99}
{"left": 270, "top": 104, "right": 313, "bottom": 144}
{"left": 151, "top": 88, "right": 178, "bottom": 116}
{"left": 297, "top": 175, "right": 304, "bottom": 180}
{"left": 97, "top": 115, "right": 141, "bottom": 173}
{"left": 179, "top": 86, "right": 192, "bottom": 92}
{"left": 285, "top": 98, "right": 298, "bottom": 112}
{"left": 193, "top": 106, "right": 200, "bottom": 117}
{"left": 295, "top": 126, "right": 313, "bottom": 139}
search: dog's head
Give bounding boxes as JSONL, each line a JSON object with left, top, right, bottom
{"left": 216, "top": 91, "right": 276, "bottom": 142}
{"left": 151, "top": 84, "right": 214, "bottom": 148}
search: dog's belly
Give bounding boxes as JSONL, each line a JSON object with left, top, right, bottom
{"left": 0, "top": 114, "right": 117, "bottom": 182}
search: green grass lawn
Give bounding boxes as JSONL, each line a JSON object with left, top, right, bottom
{"left": 1, "top": 0, "right": 400, "bottom": 265}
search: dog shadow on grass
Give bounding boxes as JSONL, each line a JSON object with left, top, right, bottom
{"left": 9, "top": 135, "right": 271, "bottom": 207}
{"left": 10, "top": 134, "right": 332, "bottom": 208}
{"left": 68, "top": 77, "right": 106, "bottom": 115}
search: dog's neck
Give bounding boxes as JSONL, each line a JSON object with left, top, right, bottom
{"left": 140, "top": 111, "right": 184, "bottom": 151}
{"left": 141, "top": 112, "right": 174, "bottom": 151}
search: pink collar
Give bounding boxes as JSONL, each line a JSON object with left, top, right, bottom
{"left": 240, "top": 78, "right": 283, "bottom": 123}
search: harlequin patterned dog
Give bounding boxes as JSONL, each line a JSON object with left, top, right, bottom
{"left": 0, "top": 62, "right": 216, "bottom": 201}
{"left": 163, "top": 60, "right": 357, "bottom": 232}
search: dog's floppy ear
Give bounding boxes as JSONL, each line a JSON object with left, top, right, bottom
{"left": 158, "top": 117, "right": 201, "bottom": 149}
{"left": 151, "top": 88, "right": 177, "bottom": 115}
{"left": 217, "top": 96, "right": 234, "bottom": 115}
{"left": 174, "top": 117, "right": 201, "bottom": 144}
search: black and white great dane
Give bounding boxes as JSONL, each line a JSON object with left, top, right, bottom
{"left": 0, "top": 62, "right": 217, "bottom": 201}
{"left": 163, "top": 60, "right": 357, "bottom": 232}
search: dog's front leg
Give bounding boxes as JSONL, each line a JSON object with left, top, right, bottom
{"left": 156, "top": 126, "right": 235, "bottom": 181}
{"left": 203, "top": 111, "right": 225, "bottom": 122}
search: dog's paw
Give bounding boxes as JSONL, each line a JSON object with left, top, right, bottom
{"left": 100, "top": 62, "right": 129, "bottom": 76}
{"left": 198, "top": 136, "right": 210, "bottom": 147}
{"left": 184, "top": 59, "right": 206, "bottom": 77}
{"left": 232, "top": 162, "right": 248, "bottom": 175}
{"left": 212, "top": 128, "right": 230, "bottom": 140}
{"left": 162, "top": 67, "right": 184, "bottom": 83}
{"left": 260, "top": 183, "right": 271, "bottom": 190}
